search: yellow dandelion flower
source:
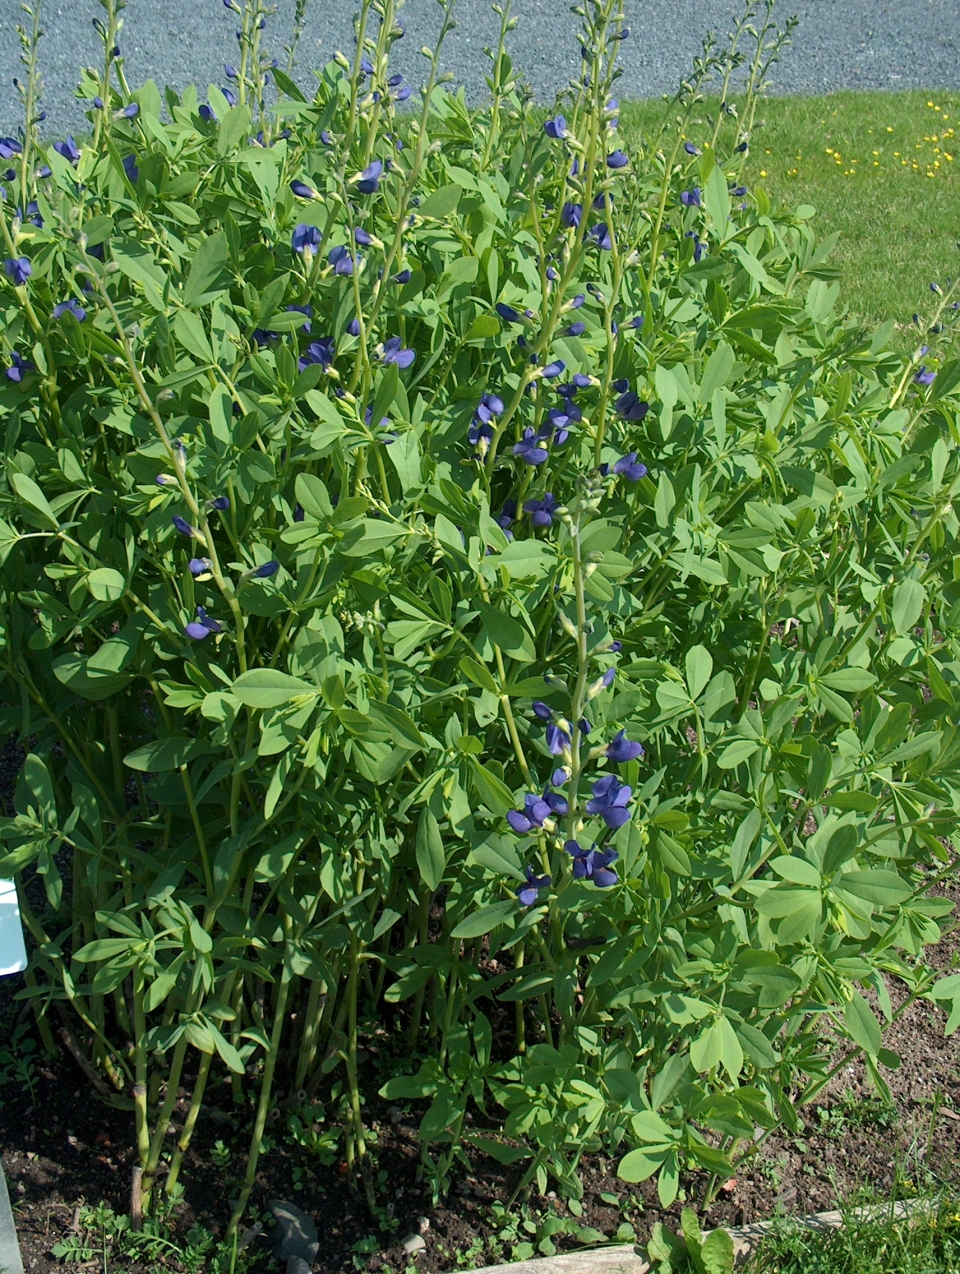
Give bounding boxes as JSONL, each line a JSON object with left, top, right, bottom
{"left": 759, "top": 169, "right": 767, "bottom": 177}
{"left": 886, "top": 126, "right": 893, "bottom": 131}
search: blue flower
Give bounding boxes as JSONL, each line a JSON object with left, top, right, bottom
{"left": 629, "top": 314, "right": 644, "bottom": 329}
{"left": 545, "top": 719, "right": 571, "bottom": 755}
{"left": 354, "top": 227, "right": 374, "bottom": 246}
{"left": 544, "top": 114, "right": 568, "bottom": 139}
{"left": 252, "top": 328, "right": 278, "bottom": 346}
{"left": 211, "top": 495, "right": 230, "bottom": 511}
{"left": 543, "top": 787, "right": 568, "bottom": 817}
{"left": 613, "top": 452, "right": 648, "bottom": 482}
{"left": 541, "top": 359, "right": 565, "bottom": 379}
{"left": 565, "top": 321, "right": 586, "bottom": 337}
{"left": 914, "top": 366, "right": 936, "bottom": 386}
{"left": 525, "top": 492, "right": 559, "bottom": 527}
{"left": 683, "top": 141, "right": 701, "bottom": 156}
{"left": 222, "top": 88, "right": 237, "bottom": 108}
{"left": 731, "top": 184, "right": 748, "bottom": 196}
{"left": 189, "top": 557, "right": 212, "bottom": 577}
{"left": 292, "top": 223, "right": 321, "bottom": 254}
{"left": 53, "top": 135, "right": 80, "bottom": 164}
{"left": 517, "top": 865, "right": 551, "bottom": 906}
{"left": 507, "top": 792, "right": 552, "bottom": 834}
{"left": 53, "top": 296, "right": 87, "bottom": 322}
{"left": 225, "top": 63, "right": 238, "bottom": 79}
{"left": 251, "top": 560, "right": 279, "bottom": 578}
{"left": 299, "top": 337, "right": 336, "bottom": 371}
{"left": 565, "top": 840, "right": 618, "bottom": 887}
{"left": 606, "top": 149, "right": 628, "bottom": 169}
{"left": 469, "top": 392, "right": 504, "bottom": 448}
{"left": 290, "top": 179, "right": 318, "bottom": 200}
{"left": 329, "top": 245, "right": 355, "bottom": 275}
{"left": 122, "top": 154, "right": 139, "bottom": 184}
{"left": 496, "top": 302, "right": 522, "bottom": 323}
{"left": 118, "top": 102, "right": 139, "bottom": 118}
{"left": 680, "top": 188, "right": 702, "bottom": 207}
{"left": 356, "top": 160, "right": 383, "bottom": 194}
{"left": 0, "top": 137, "right": 21, "bottom": 160}
{"left": 20, "top": 201, "right": 42, "bottom": 228}
{"left": 588, "top": 223, "right": 613, "bottom": 250}
{"left": 185, "top": 606, "right": 222, "bottom": 640}
{"left": 551, "top": 766, "right": 570, "bottom": 787}
{"left": 346, "top": 317, "right": 361, "bottom": 337}
{"left": 513, "top": 428, "right": 550, "bottom": 466}
{"left": 393, "top": 268, "right": 412, "bottom": 284}
{"left": 561, "top": 201, "right": 583, "bottom": 228}
{"left": 586, "top": 774, "right": 632, "bottom": 829}
{"left": 606, "top": 729, "right": 644, "bottom": 763}
{"left": 614, "top": 391, "right": 649, "bottom": 422}
{"left": 4, "top": 257, "right": 31, "bottom": 287}
{"left": 532, "top": 701, "right": 552, "bottom": 720}
{"left": 5, "top": 351, "right": 33, "bottom": 382}
{"left": 172, "top": 514, "right": 201, "bottom": 539}
{"left": 496, "top": 500, "right": 517, "bottom": 534}
{"left": 381, "top": 336, "right": 415, "bottom": 369}
{"left": 686, "top": 230, "right": 705, "bottom": 263}
{"left": 320, "top": 129, "right": 334, "bottom": 146}
{"left": 199, "top": 103, "right": 217, "bottom": 122}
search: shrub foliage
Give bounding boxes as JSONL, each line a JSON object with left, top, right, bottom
{"left": 1, "top": 0, "right": 960, "bottom": 1233}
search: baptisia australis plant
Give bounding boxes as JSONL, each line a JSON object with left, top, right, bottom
{"left": 3, "top": 0, "right": 960, "bottom": 1241}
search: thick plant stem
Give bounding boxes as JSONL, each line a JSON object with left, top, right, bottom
{"left": 141, "top": 1035, "right": 190, "bottom": 1210}
{"left": 226, "top": 915, "right": 295, "bottom": 1237}
{"left": 132, "top": 986, "right": 151, "bottom": 1170}
{"left": 294, "top": 978, "right": 327, "bottom": 1091}
{"left": 344, "top": 933, "right": 375, "bottom": 1209}
{"left": 165, "top": 1051, "right": 212, "bottom": 1196}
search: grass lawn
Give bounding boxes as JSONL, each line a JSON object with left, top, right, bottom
{"left": 620, "top": 90, "right": 960, "bottom": 347}
{"left": 746, "top": 1195, "right": 960, "bottom": 1273}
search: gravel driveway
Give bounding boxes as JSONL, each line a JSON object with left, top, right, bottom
{"left": 1, "top": 0, "right": 959, "bottom": 138}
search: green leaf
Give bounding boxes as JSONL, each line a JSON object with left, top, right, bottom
{"left": 217, "top": 103, "right": 252, "bottom": 156}
{"left": 844, "top": 991, "right": 881, "bottom": 1056}
{"left": 703, "top": 164, "right": 732, "bottom": 237}
{"left": 338, "top": 518, "right": 406, "bottom": 557}
{"left": 617, "top": 1147, "right": 669, "bottom": 1184}
{"left": 86, "top": 567, "right": 126, "bottom": 602}
{"left": 182, "top": 231, "right": 231, "bottom": 308}
{"left": 717, "top": 738, "right": 760, "bottom": 769}
{"left": 418, "top": 184, "right": 462, "bottom": 220}
{"left": 891, "top": 578, "right": 924, "bottom": 635}
{"left": 232, "top": 669, "right": 317, "bottom": 709}
{"left": 459, "top": 657, "right": 499, "bottom": 694}
{"left": 10, "top": 472, "right": 58, "bottom": 528}
{"left": 124, "top": 736, "right": 203, "bottom": 772}
{"left": 836, "top": 869, "right": 911, "bottom": 906}
{"left": 450, "top": 900, "right": 518, "bottom": 939}
{"left": 685, "top": 645, "right": 713, "bottom": 699}
{"left": 819, "top": 669, "right": 876, "bottom": 693}
{"left": 698, "top": 342, "right": 734, "bottom": 404}
{"left": 173, "top": 309, "right": 213, "bottom": 362}
{"left": 476, "top": 600, "right": 535, "bottom": 662}
{"left": 468, "top": 758, "right": 516, "bottom": 817}
{"left": 415, "top": 809, "right": 445, "bottom": 891}
{"left": 112, "top": 237, "right": 166, "bottom": 309}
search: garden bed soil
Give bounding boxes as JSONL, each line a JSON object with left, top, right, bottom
{"left": 1, "top": 884, "right": 958, "bottom": 1274}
